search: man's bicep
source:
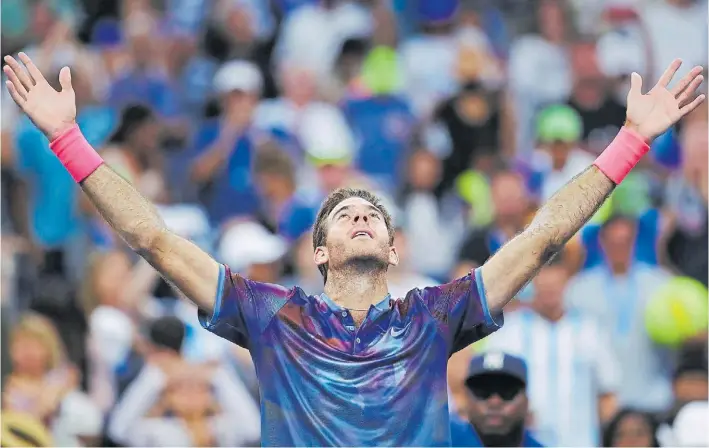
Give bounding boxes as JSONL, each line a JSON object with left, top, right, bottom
{"left": 422, "top": 269, "right": 503, "bottom": 354}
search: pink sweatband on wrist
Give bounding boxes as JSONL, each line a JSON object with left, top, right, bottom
{"left": 593, "top": 126, "right": 650, "bottom": 184}
{"left": 49, "top": 125, "right": 104, "bottom": 183}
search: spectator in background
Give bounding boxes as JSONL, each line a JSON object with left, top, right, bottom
{"left": 400, "top": 149, "right": 464, "bottom": 281}
{"left": 107, "top": 7, "right": 181, "bottom": 120}
{"left": 567, "top": 40, "right": 627, "bottom": 156}
{"left": 507, "top": 0, "right": 574, "bottom": 155}
{"left": 664, "top": 117, "right": 708, "bottom": 286}
{"left": 3, "top": 313, "right": 80, "bottom": 426}
{"left": 450, "top": 352, "right": 543, "bottom": 447}
{"left": 398, "top": 0, "right": 460, "bottom": 117}
{"left": 252, "top": 145, "right": 317, "bottom": 242}
{"left": 115, "top": 364, "right": 261, "bottom": 446}
{"left": 255, "top": 59, "right": 339, "bottom": 163}
{"left": 565, "top": 215, "right": 675, "bottom": 413}
{"left": 526, "top": 104, "right": 595, "bottom": 202}
{"left": 342, "top": 66, "right": 417, "bottom": 194}
{"left": 274, "top": 0, "right": 374, "bottom": 89}
{"left": 433, "top": 79, "right": 502, "bottom": 195}
{"left": 284, "top": 232, "right": 325, "bottom": 295}
{"left": 602, "top": 409, "right": 660, "bottom": 448}
{"left": 485, "top": 257, "right": 619, "bottom": 446}
{"left": 387, "top": 225, "right": 438, "bottom": 299}
{"left": 218, "top": 221, "right": 288, "bottom": 283}
{"left": 639, "top": 0, "right": 707, "bottom": 87}
{"left": 190, "top": 60, "right": 264, "bottom": 226}
{"left": 457, "top": 171, "right": 530, "bottom": 273}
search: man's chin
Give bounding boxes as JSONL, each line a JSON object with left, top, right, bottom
{"left": 343, "top": 254, "right": 389, "bottom": 272}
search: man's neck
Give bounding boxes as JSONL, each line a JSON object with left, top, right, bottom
{"left": 609, "top": 262, "right": 630, "bottom": 276}
{"left": 324, "top": 266, "right": 389, "bottom": 310}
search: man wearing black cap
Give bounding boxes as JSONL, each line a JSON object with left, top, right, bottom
{"left": 451, "top": 352, "right": 543, "bottom": 447}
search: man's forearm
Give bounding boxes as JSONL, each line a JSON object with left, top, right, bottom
{"left": 481, "top": 166, "right": 615, "bottom": 310}
{"left": 80, "top": 164, "right": 167, "bottom": 253}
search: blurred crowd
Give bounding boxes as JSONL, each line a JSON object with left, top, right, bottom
{"left": 1, "top": 0, "right": 708, "bottom": 446}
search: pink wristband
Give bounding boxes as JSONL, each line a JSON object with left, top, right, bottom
{"left": 593, "top": 127, "right": 650, "bottom": 184}
{"left": 49, "top": 125, "right": 104, "bottom": 183}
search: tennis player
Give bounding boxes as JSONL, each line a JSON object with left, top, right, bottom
{"left": 4, "top": 53, "right": 703, "bottom": 446}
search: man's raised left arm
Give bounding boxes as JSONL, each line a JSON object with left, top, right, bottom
{"left": 481, "top": 60, "right": 705, "bottom": 312}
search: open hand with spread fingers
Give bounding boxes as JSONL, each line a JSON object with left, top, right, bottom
{"left": 4, "top": 53, "right": 77, "bottom": 141}
{"left": 625, "top": 59, "right": 705, "bottom": 141}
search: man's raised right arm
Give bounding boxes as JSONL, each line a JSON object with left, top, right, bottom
{"left": 80, "top": 164, "right": 220, "bottom": 312}
{"left": 3, "top": 53, "right": 220, "bottom": 313}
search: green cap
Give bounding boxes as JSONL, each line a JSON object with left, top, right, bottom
{"left": 536, "top": 104, "right": 583, "bottom": 143}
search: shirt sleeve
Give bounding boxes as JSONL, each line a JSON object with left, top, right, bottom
{"left": 198, "top": 264, "right": 291, "bottom": 349}
{"left": 420, "top": 268, "right": 503, "bottom": 355}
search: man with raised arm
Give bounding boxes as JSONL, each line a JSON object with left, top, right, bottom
{"left": 4, "top": 53, "right": 704, "bottom": 446}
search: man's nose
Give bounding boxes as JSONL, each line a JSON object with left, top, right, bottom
{"left": 353, "top": 213, "right": 368, "bottom": 223}
{"left": 486, "top": 394, "right": 504, "bottom": 406}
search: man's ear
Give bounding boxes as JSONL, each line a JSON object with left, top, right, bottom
{"left": 388, "top": 246, "right": 399, "bottom": 267}
{"left": 314, "top": 246, "right": 329, "bottom": 267}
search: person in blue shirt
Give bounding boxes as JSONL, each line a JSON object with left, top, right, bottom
{"left": 451, "top": 352, "right": 543, "bottom": 447}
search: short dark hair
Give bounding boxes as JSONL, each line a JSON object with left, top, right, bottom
{"left": 312, "top": 188, "right": 394, "bottom": 282}
{"left": 253, "top": 142, "right": 295, "bottom": 182}
{"left": 148, "top": 316, "right": 185, "bottom": 353}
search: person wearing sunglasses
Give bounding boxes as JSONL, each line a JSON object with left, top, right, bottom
{"left": 450, "top": 352, "right": 543, "bottom": 447}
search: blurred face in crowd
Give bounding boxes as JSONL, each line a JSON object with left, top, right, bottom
{"left": 224, "top": 4, "right": 256, "bottom": 46}
{"left": 538, "top": 0, "right": 566, "bottom": 43}
{"left": 128, "top": 118, "right": 162, "bottom": 154}
{"left": 281, "top": 64, "right": 317, "bottom": 107}
{"left": 600, "top": 218, "right": 636, "bottom": 273}
{"left": 532, "top": 264, "right": 568, "bottom": 318}
{"left": 11, "top": 332, "right": 51, "bottom": 377}
{"left": 609, "top": 412, "right": 657, "bottom": 447}
{"left": 314, "top": 196, "right": 397, "bottom": 278}
{"left": 546, "top": 141, "right": 575, "bottom": 170}
{"left": 317, "top": 163, "right": 351, "bottom": 193}
{"left": 408, "top": 151, "right": 440, "bottom": 191}
{"left": 94, "top": 251, "right": 132, "bottom": 308}
{"left": 673, "top": 370, "right": 709, "bottom": 404}
{"left": 222, "top": 89, "right": 259, "bottom": 127}
{"left": 491, "top": 172, "right": 529, "bottom": 226}
{"left": 166, "top": 370, "right": 214, "bottom": 419}
{"left": 465, "top": 374, "right": 528, "bottom": 438}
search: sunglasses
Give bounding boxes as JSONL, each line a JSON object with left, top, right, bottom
{"left": 470, "top": 386, "right": 523, "bottom": 402}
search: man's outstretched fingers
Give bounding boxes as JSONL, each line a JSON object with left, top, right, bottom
{"left": 3, "top": 56, "right": 34, "bottom": 90}
{"left": 657, "top": 59, "right": 682, "bottom": 88}
{"left": 671, "top": 66, "right": 704, "bottom": 98}
{"left": 680, "top": 94, "right": 706, "bottom": 116}
{"left": 677, "top": 75, "right": 704, "bottom": 107}
{"left": 18, "top": 52, "right": 45, "bottom": 85}
{"left": 3, "top": 65, "right": 28, "bottom": 99}
{"left": 5, "top": 80, "right": 26, "bottom": 106}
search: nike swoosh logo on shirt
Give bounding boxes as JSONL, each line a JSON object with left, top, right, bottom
{"left": 390, "top": 326, "right": 409, "bottom": 338}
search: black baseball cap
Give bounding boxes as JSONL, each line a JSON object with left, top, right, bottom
{"left": 466, "top": 352, "right": 528, "bottom": 386}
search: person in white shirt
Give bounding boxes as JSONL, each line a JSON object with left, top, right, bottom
{"left": 530, "top": 104, "right": 596, "bottom": 202}
{"left": 565, "top": 215, "right": 675, "bottom": 412}
{"left": 484, "top": 257, "right": 620, "bottom": 446}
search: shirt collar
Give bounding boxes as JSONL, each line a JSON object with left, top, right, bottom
{"left": 319, "top": 293, "right": 393, "bottom": 313}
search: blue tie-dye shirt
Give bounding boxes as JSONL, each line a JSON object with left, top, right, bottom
{"left": 199, "top": 265, "right": 503, "bottom": 446}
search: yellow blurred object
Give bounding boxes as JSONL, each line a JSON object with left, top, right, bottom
{"left": 1, "top": 412, "right": 54, "bottom": 447}
{"left": 645, "top": 277, "right": 709, "bottom": 346}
